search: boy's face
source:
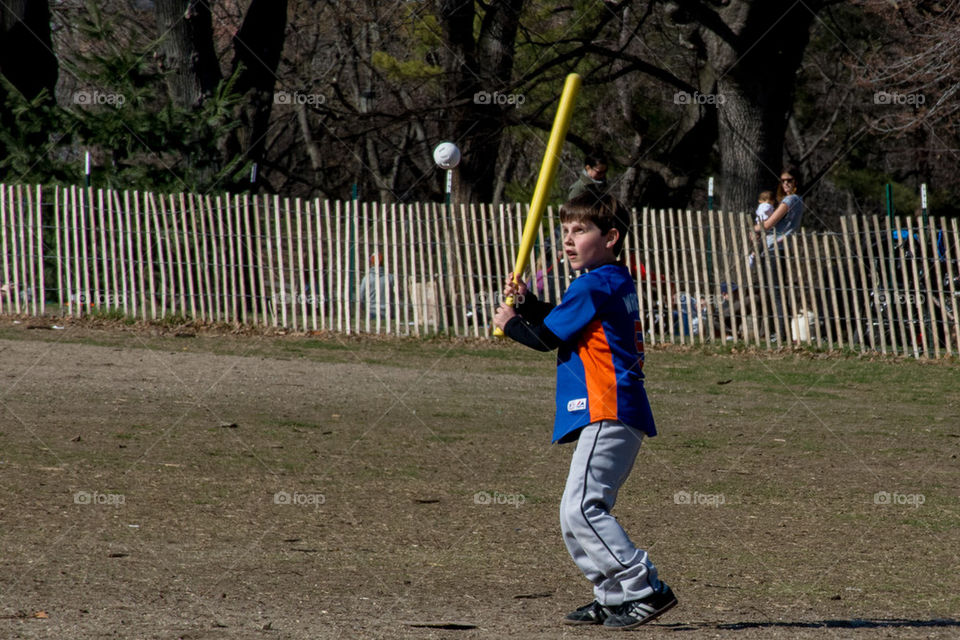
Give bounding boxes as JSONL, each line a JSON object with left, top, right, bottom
{"left": 561, "top": 218, "right": 618, "bottom": 271}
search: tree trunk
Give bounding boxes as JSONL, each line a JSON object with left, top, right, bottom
{"left": 228, "top": 0, "right": 289, "bottom": 190}
{"left": 715, "top": 78, "right": 785, "bottom": 214}
{"left": 154, "top": 0, "right": 222, "bottom": 108}
{"left": 0, "top": 0, "right": 57, "bottom": 173}
{"left": 0, "top": 0, "right": 57, "bottom": 101}
{"left": 438, "top": 0, "right": 524, "bottom": 204}
{"left": 697, "top": 2, "right": 816, "bottom": 213}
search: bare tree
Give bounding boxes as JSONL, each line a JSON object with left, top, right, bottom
{"left": 7, "top": 0, "right": 947, "bottom": 224}
{"left": 858, "top": 0, "right": 960, "bottom": 137}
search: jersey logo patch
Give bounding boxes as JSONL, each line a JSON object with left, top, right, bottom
{"left": 567, "top": 398, "right": 587, "bottom": 412}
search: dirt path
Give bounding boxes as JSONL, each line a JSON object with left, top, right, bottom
{"left": 1, "top": 322, "right": 958, "bottom": 638}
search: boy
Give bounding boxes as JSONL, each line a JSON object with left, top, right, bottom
{"left": 493, "top": 188, "right": 676, "bottom": 629}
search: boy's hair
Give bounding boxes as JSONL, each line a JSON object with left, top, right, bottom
{"left": 583, "top": 152, "right": 607, "bottom": 168}
{"left": 758, "top": 190, "right": 774, "bottom": 203}
{"left": 560, "top": 186, "right": 630, "bottom": 257}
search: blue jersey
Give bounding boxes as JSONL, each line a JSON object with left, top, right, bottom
{"left": 543, "top": 263, "right": 656, "bottom": 443}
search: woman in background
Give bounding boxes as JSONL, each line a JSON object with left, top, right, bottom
{"left": 754, "top": 167, "right": 804, "bottom": 341}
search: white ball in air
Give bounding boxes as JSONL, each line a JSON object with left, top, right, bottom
{"left": 433, "top": 142, "right": 461, "bottom": 170}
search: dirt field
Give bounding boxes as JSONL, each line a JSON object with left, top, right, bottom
{"left": 1, "top": 318, "right": 958, "bottom": 639}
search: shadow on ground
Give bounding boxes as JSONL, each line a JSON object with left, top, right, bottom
{"left": 660, "top": 618, "right": 960, "bottom": 632}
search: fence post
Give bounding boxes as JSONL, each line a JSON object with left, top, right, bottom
{"left": 667, "top": 208, "right": 684, "bottom": 344}
{"left": 321, "top": 198, "right": 333, "bottom": 332}
{"left": 862, "top": 215, "right": 884, "bottom": 354}
{"left": 947, "top": 219, "right": 960, "bottom": 355}
{"left": 25, "top": 186, "right": 38, "bottom": 316}
{"left": 478, "top": 203, "right": 496, "bottom": 336}
{"left": 802, "top": 232, "right": 823, "bottom": 350}
{"left": 928, "top": 217, "right": 948, "bottom": 357}
{"left": 917, "top": 216, "right": 939, "bottom": 358}
{"left": 1, "top": 185, "right": 10, "bottom": 315}
{"left": 107, "top": 190, "right": 120, "bottom": 314}
{"left": 717, "top": 211, "right": 736, "bottom": 343}
{"left": 55, "top": 186, "right": 64, "bottom": 315}
{"left": 850, "top": 216, "right": 875, "bottom": 352}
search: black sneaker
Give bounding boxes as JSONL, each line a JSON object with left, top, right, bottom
{"left": 603, "top": 583, "right": 677, "bottom": 629}
{"left": 563, "top": 600, "right": 611, "bottom": 625}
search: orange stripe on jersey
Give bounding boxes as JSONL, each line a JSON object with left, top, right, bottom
{"left": 577, "top": 319, "right": 619, "bottom": 423}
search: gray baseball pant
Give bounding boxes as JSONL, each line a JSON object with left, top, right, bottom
{"left": 559, "top": 420, "right": 659, "bottom": 606}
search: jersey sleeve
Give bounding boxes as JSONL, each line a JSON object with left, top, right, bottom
{"left": 503, "top": 315, "right": 562, "bottom": 351}
{"left": 515, "top": 291, "right": 555, "bottom": 324}
{"left": 543, "top": 274, "right": 606, "bottom": 342}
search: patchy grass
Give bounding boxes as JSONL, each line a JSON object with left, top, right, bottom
{"left": 0, "top": 319, "right": 958, "bottom": 638}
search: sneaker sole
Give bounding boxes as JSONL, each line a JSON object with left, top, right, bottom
{"left": 605, "top": 597, "right": 677, "bottom": 630}
{"left": 563, "top": 618, "right": 604, "bottom": 626}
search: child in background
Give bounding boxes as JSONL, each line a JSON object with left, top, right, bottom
{"left": 358, "top": 253, "right": 394, "bottom": 319}
{"left": 748, "top": 190, "right": 776, "bottom": 267}
{"left": 755, "top": 190, "right": 775, "bottom": 227}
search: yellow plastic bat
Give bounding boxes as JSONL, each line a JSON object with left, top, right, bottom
{"left": 494, "top": 73, "right": 581, "bottom": 337}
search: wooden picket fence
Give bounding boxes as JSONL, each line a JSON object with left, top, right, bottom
{"left": 1, "top": 183, "right": 958, "bottom": 357}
